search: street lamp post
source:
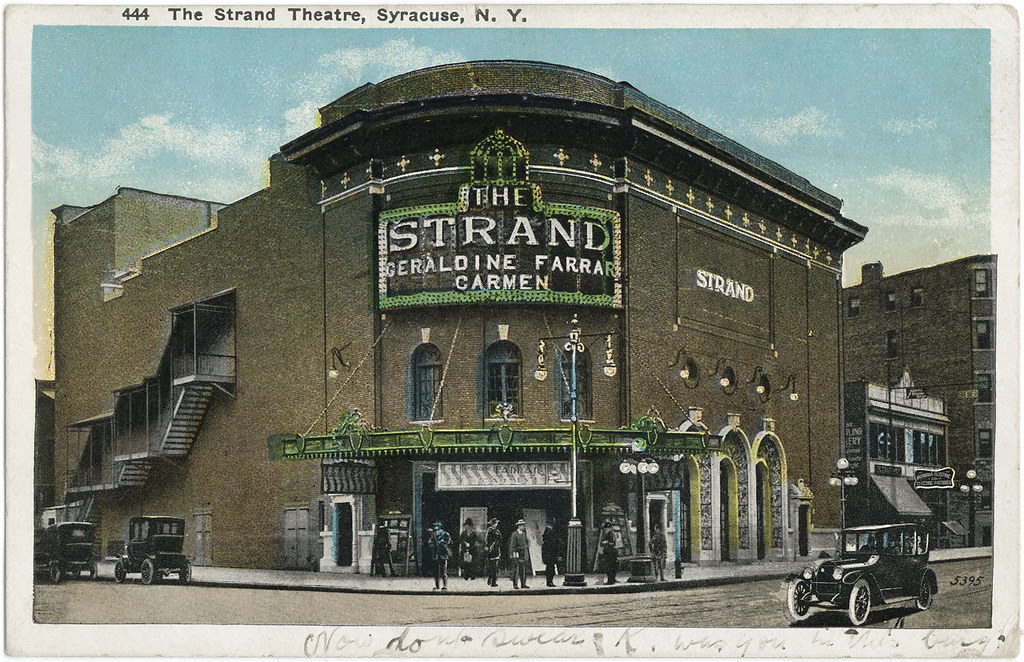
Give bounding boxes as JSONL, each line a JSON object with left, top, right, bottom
{"left": 959, "top": 469, "right": 984, "bottom": 547}
{"left": 563, "top": 319, "right": 587, "bottom": 587}
{"left": 619, "top": 454, "right": 659, "bottom": 582}
{"left": 829, "top": 458, "right": 859, "bottom": 530}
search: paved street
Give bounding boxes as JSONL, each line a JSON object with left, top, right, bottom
{"left": 34, "top": 557, "right": 990, "bottom": 628}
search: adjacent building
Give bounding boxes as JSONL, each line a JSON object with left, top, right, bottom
{"left": 842, "top": 257, "right": 995, "bottom": 545}
{"left": 48, "top": 61, "right": 866, "bottom": 573}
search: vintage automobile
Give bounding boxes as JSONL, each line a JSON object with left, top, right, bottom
{"left": 786, "top": 522, "right": 938, "bottom": 625}
{"left": 34, "top": 521, "right": 98, "bottom": 583}
{"left": 113, "top": 516, "right": 191, "bottom": 585}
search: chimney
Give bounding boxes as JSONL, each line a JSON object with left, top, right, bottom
{"left": 861, "top": 262, "right": 883, "bottom": 284}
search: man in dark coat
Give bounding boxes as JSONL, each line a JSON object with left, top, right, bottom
{"left": 485, "top": 518, "right": 502, "bottom": 587}
{"left": 541, "top": 521, "right": 559, "bottom": 587}
{"left": 650, "top": 522, "right": 668, "bottom": 581}
{"left": 600, "top": 520, "right": 619, "bottom": 585}
{"left": 459, "top": 518, "right": 479, "bottom": 580}
{"left": 508, "top": 518, "right": 531, "bottom": 589}
{"left": 372, "top": 521, "right": 393, "bottom": 577}
{"left": 427, "top": 521, "right": 452, "bottom": 591}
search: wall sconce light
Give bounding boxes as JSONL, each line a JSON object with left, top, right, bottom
{"left": 535, "top": 339, "right": 548, "bottom": 381}
{"left": 776, "top": 375, "right": 799, "bottom": 401}
{"left": 745, "top": 367, "right": 772, "bottom": 402}
{"left": 669, "top": 349, "right": 700, "bottom": 388}
{"left": 720, "top": 366, "right": 737, "bottom": 394}
{"left": 603, "top": 334, "right": 617, "bottom": 377}
{"left": 327, "top": 344, "right": 351, "bottom": 379}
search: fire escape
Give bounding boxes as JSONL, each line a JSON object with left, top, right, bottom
{"left": 59, "top": 293, "right": 235, "bottom": 520}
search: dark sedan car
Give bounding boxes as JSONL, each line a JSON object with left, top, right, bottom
{"left": 113, "top": 516, "right": 191, "bottom": 585}
{"left": 34, "top": 522, "right": 97, "bottom": 583}
{"left": 786, "top": 523, "right": 938, "bottom": 625}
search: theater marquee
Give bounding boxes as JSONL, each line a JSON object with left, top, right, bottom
{"left": 377, "top": 131, "right": 622, "bottom": 309}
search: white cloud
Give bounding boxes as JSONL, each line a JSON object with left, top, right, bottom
{"left": 33, "top": 114, "right": 271, "bottom": 203}
{"left": 867, "top": 167, "right": 980, "bottom": 228}
{"left": 883, "top": 116, "right": 937, "bottom": 136}
{"left": 283, "top": 39, "right": 465, "bottom": 133}
{"left": 747, "top": 107, "right": 841, "bottom": 146}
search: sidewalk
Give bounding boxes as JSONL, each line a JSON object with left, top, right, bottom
{"left": 96, "top": 547, "right": 990, "bottom": 595}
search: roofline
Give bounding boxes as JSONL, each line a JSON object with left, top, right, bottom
{"left": 51, "top": 186, "right": 227, "bottom": 218}
{"left": 846, "top": 253, "right": 997, "bottom": 287}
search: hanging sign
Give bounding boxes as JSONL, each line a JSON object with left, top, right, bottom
{"left": 436, "top": 461, "right": 572, "bottom": 490}
{"left": 915, "top": 467, "right": 955, "bottom": 489}
{"left": 377, "top": 130, "right": 622, "bottom": 310}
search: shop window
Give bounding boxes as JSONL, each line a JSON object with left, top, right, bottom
{"left": 974, "top": 269, "right": 991, "bottom": 297}
{"left": 411, "top": 344, "right": 443, "bottom": 421}
{"left": 976, "top": 374, "right": 992, "bottom": 403}
{"left": 974, "top": 320, "right": 992, "bottom": 349}
{"left": 978, "top": 428, "right": 992, "bottom": 458}
{"left": 869, "top": 422, "right": 900, "bottom": 462}
{"left": 885, "top": 330, "right": 899, "bottom": 358}
{"left": 484, "top": 341, "right": 521, "bottom": 417}
{"left": 910, "top": 287, "right": 924, "bottom": 308}
{"left": 847, "top": 297, "right": 861, "bottom": 317}
{"left": 884, "top": 291, "right": 897, "bottom": 312}
{"left": 559, "top": 347, "right": 592, "bottom": 420}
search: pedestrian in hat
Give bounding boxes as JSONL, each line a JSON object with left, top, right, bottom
{"left": 459, "top": 518, "right": 479, "bottom": 580}
{"left": 541, "top": 520, "right": 560, "bottom": 587}
{"left": 428, "top": 520, "right": 452, "bottom": 591}
{"left": 508, "top": 518, "right": 531, "bottom": 589}
{"left": 485, "top": 518, "right": 502, "bottom": 587}
{"left": 650, "top": 521, "right": 667, "bottom": 581}
{"left": 599, "top": 520, "right": 619, "bottom": 585}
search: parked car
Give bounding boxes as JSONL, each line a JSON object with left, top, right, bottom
{"left": 113, "top": 516, "right": 191, "bottom": 585}
{"left": 34, "top": 521, "right": 98, "bottom": 583}
{"left": 785, "top": 522, "right": 938, "bottom": 625}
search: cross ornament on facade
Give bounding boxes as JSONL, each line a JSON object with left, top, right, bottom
{"left": 553, "top": 148, "right": 569, "bottom": 166}
{"left": 742, "top": 213, "right": 751, "bottom": 227}
{"left": 705, "top": 197, "right": 714, "bottom": 213}
{"left": 590, "top": 154, "right": 602, "bottom": 169}
{"left": 791, "top": 235, "right": 799, "bottom": 248}
{"left": 687, "top": 187, "right": 696, "bottom": 205}
{"left": 644, "top": 169, "right": 654, "bottom": 187}
{"left": 340, "top": 173, "right": 350, "bottom": 188}
{"left": 397, "top": 156, "right": 410, "bottom": 173}
{"left": 775, "top": 227, "right": 784, "bottom": 242}
{"left": 666, "top": 180, "right": 675, "bottom": 196}
{"left": 429, "top": 149, "right": 445, "bottom": 167}
{"left": 813, "top": 246, "right": 820, "bottom": 259}
{"left": 725, "top": 205, "right": 733, "bottom": 220}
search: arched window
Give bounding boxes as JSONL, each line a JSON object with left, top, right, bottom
{"left": 484, "top": 341, "right": 521, "bottom": 417}
{"left": 559, "top": 347, "right": 592, "bottom": 420}
{"left": 411, "top": 344, "right": 442, "bottom": 421}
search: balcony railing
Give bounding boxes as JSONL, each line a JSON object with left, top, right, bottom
{"left": 171, "top": 352, "right": 236, "bottom": 383}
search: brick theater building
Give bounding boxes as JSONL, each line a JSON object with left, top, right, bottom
{"left": 843, "top": 257, "right": 996, "bottom": 546}
{"left": 49, "top": 61, "right": 866, "bottom": 573}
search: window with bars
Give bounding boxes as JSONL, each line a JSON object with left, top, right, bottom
{"left": 559, "top": 347, "right": 592, "bottom": 420}
{"left": 411, "top": 344, "right": 443, "bottom": 421}
{"left": 484, "top": 341, "right": 521, "bottom": 417}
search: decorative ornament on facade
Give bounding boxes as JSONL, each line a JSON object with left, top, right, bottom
{"left": 589, "top": 153, "right": 602, "bottom": 170}
{"left": 665, "top": 180, "right": 675, "bottom": 196}
{"left": 644, "top": 169, "right": 654, "bottom": 187}
{"left": 705, "top": 197, "right": 715, "bottom": 213}
{"left": 553, "top": 147, "right": 569, "bottom": 166}
{"left": 340, "top": 173, "right": 350, "bottom": 189}
{"left": 429, "top": 149, "right": 446, "bottom": 167}
{"left": 725, "top": 205, "right": 733, "bottom": 220}
{"left": 687, "top": 187, "right": 696, "bottom": 205}
{"left": 759, "top": 220, "right": 767, "bottom": 235}
{"left": 742, "top": 213, "right": 751, "bottom": 228}
{"left": 534, "top": 339, "right": 548, "bottom": 381}
{"left": 775, "top": 227, "right": 784, "bottom": 242}
{"left": 397, "top": 156, "right": 410, "bottom": 173}
{"left": 791, "top": 235, "right": 799, "bottom": 248}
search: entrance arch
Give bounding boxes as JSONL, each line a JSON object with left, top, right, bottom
{"left": 718, "top": 456, "right": 739, "bottom": 561}
{"left": 751, "top": 431, "right": 788, "bottom": 558}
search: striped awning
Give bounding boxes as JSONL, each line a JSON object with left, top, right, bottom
{"left": 322, "top": 461, "right": 377, "bottom": 494}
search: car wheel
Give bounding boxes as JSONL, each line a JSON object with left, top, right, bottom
{"left": 785, "top": 579, "right": 813, "bottom": 622}
{"left": 848, "top": 578, "right": 871, "bottom": 626}
{"left": 178, "top": 561, "right": 191, "bottom": 585}
{"left": 916, "top": 576, "right": 934, "bottom": 611}
{"left": 141, "top": 558, "right": 156, "bottom": 585}
{"left": 114, "top": 560, "right": 127, "bottom": 583}
{"left": 48, "top": 562, "right": 63, "bottom": 584}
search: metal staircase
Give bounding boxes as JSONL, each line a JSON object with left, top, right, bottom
{"left": 160, "top": 384, "right": 215, "bottom": 456}
{"left": 117, "top": 457, "right": 153, "bottom": 485}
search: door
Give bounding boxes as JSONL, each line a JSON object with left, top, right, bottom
{"left": 798, "top": 505, "right": 810, "bottom": 557}
{"left": 193, "top": 513, "right": 212, "bottom": 566}
{"left": 284, "top": 507, "right": 310, "bottom": 569}
{"left": 522, "top": 508, "right": 546, "bottom": 574}
{"left": 335, "top": 502, "right": 353, "bottom": 567}
{"left": 720, "top": 463, "right": 732, "bottom": 562}
{"left": 755, "top": 465, "right": 767, "bottom": 560}
{"left": 647, "top": 496, "right": 667, "bottom": 557}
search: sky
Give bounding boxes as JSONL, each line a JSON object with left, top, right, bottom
{"left": 30, "top": 26, "right": 993, "bottom": 378}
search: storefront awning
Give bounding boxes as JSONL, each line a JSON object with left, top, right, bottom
{"left": 322, "top": 461, "right": 377, "bottom": 494}
{"left": 942, "top": 520, "right": 967, "bottom": 536}
{"left": 269, "top": 421, "right": 707, "bottom": 461}
{"left": 870, "top": 473, "right": 932, "bottom": 517}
